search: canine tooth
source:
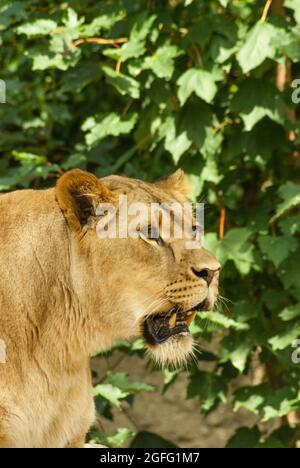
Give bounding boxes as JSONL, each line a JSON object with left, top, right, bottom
{"left": 169, "top": 313, "right": 177, "bottom": 328}
{"left": 186, "top": 312, "right": 196, "bottom": 326}
{"left": 187, "top": 311, "right": 193, "bottom": 316}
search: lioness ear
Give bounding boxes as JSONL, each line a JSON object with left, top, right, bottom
{"left": 155, "top": 169, "right": 191, "bottom": 196}
{"left": 56, "top": 169, "right": 114, "bottom": 232}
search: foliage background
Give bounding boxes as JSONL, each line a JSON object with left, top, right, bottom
{"left": 1, "top": 0, "right": 300, "bottom": 448}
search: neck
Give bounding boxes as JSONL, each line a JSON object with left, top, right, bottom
{"left": 0, "top": 188, "right": 99, "bottom": 374}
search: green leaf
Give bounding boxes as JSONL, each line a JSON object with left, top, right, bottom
{"left": 200, "top": 153, "right": 223, "bottom": 184}
{"left": 210, "top": 36, "right": 237, "bottom": 64}
{"left": 143, "top": 44, "right": 182, "bottom": 80}
{"left": 130, "top": 431, "right": 177, "bottom": 448}
{"left": 17, "top": 19, "right": 57, "bottom": 37}
{"left": 103, "top": 14, "right": 156, "bottom": 61}
{"left": 262, "top": 388, "right": 300, "bottom": 422}
{"left": 189, "top": 314, "right": 208, "bottom": 337}
{"left": 268, "top": 323, "right": 300, "bottom": 351}
{"left": 258, "top": 235, "right": 298, "bottom": 267}
{"left": 161, "top": 102, "right": 216, "bottom": 164}
{"left": 177, "top": 69, "right": 218, "bottom": 105}
{"left": 60, "top": 62, "right": 101, "bottom": 93}
{"left": 89, "top": 428, "right": 134, "bottom": 448}
{"left": 261, "top": 426, "right": 295, "bottom": 448}
{"left": 279, "top": 214, "right": 300, "bottom": 236}
{"left": 12, "top": 151, "right": 46, "bottom": 166}
{"left": 271, "top": 182, "right": 300, "bottom": 222}
{"left": 92, "top": 384, "right": 128, "bottom": 407}
{"left": 106, "top": 372, "right": 155, "bottom": 394}
{"left": 102, "top": 66, "right": 140, "bottom": 99}
{"left": 218, "top": 228, "right": 255, "bottom": 275}
{"left": 285, "top": 0, "right": 300, "bottom": 24}
{"left": 61, "top": 153, "right": 87, "bottom": 170}
{"left": 82, "top": 112, "right": 138, "bottom": 146}
{"left": 63, "top": 8, "right": 84, "bottom": 32}
{"left": 162, "top": 368, "right": 181, "bottom": 394}
{"left": 219, "top": 334, "right": 252, "bottom": 372}
{"left": 187, "top": 371, "right": 227, "bottom": 414}
{"left": 180, "top": 101, "right": 214, "bottom": 150}
{"left": 233, "top": 384, "right": 300, "bottom": 422}
{"left": 0, "top": 176, "right": 18, "bottom": 191}
{"left": 231, "top": 79, "right": 285, "bottom": 131}
{"left": 94, "top": 395, "right": 113, "bottom": 420}
{"left": 226, "top": 426, "right": 261, "bottom": 448}
{"left": 279, "top": 304, "right": 300, "bottom": 321}
{"left": 161, "top": 116, "right": 191, "bottom": 164}
{"left": 0, "top": 2, "right": 26, "bottom": 32}
{"left": 233, "top": 384, "right": 268, "bottom": 415}
{"left": 103, "top": 41, "right": 145, "bottom": 62}
{"left": 280, "top": 250, "right": 300, "bottom": 289}
{"left": 32, "top": 53, "right": 69, "bottom": 71}
{"left": 232, "top": 301, "right": 258, "bottom": 323}
{"left": 198, "top": 311, "right": 249, "bottom": 331}
{"left": 237, "top": 22, "right": 285, "bottom": 73}
{"left": 227, "top": 120, "right": 286, "bottom": 165}
{"left": 81, "top": 5, "right": 125, "bottom": 36}
{"left": 187, "top": 20, "right": 212, "bottom": 48}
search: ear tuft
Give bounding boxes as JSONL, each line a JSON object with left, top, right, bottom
{"left": 56, "top": 169, "right": 113, "bottom": 232}
{"left": 155, "top": 169, "right": 192, "bottom": 197}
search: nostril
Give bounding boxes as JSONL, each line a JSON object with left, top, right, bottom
{"left": 192, "top": 267, "right": 215, "bottom": 285}
{"left": 196, "top": 268, "right": 209, "bottom": 280}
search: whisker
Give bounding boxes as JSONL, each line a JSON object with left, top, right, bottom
{"left": 218, "top": 294, "right": 234, "bottom": 305}
{"left": 216, "top": 297, "right": 231, "bottom": 314}
{"left": 130, "top": 287, "right": 165, "bottom": 309}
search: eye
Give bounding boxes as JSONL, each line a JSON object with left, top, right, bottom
{"left": 140, "top": 225, "right": 164, "bottom": 246}
{"left": 155, "top": 235, "right": 164, "bottom": 247}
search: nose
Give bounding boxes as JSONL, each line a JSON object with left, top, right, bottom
{"left": 191, "top": 267, "right": 219, "bottom": 286}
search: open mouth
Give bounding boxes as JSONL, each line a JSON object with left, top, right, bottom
{"left": 142, "top": 300, "right": 206, "bottom": 346}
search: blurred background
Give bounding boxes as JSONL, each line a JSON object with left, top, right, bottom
{"left": 1, "top": 0, "right": 300, "bottom": 448}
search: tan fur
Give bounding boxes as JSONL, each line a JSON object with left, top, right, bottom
{"left": 0, "top": 170, "right": 219, "bottom": 447}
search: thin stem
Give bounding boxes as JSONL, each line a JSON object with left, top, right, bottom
{"left": 260, "top": 0, "right": 273, "bottom": 22}
{"left": 67, "top": 37, "right": 128, "bottom": 53}
{"left": 219, "top": 208, "right": 226, "bottom": 240}
{"left": 116, "top": 59, "right": 122, "bottom": 75}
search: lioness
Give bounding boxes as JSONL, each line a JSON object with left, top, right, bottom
{"left": 0, "top": 169, "right": 220, "bottom": 448}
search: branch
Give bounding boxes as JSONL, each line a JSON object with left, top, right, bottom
{"left": 67, "top": 37, "right": 128, "bottom": 53}
{"left": 260, "top": 0, "right": 273, "bottom": 22}
{"left": 219, "top": 208, "right": 226, "bottom": 240}
{"left": 116, "top": 59, "right": 122, "bottom": 75}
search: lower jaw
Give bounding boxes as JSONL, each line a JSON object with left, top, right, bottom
{"left": 146, "top": 334, "right": 193, "bottom": 367}
{"left": 143, "top": 324, "right": 190, "bottom": 346}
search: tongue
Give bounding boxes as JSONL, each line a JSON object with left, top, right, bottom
{"left": 144, "top": 315, "right": 188, "bottom": 345}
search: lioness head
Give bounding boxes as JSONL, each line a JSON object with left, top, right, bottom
{"left": 56, "top": 169, "right": 220, "bottom": 366}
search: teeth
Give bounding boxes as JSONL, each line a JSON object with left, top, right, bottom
{"left": 169, "top": 312, "right": 177, "bottom": 328}
{"left": 168, "top": 311, "right": 197, "bottom": 328}
{"left": 186, "top": 312, "right": 196, "bottom": 326}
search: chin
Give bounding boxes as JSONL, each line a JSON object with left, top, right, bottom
{"left": 146, "top": 334, "right": 193, "bottom": 368}
{"left": 140, "top": 296, "right": 218, "bottom": 367}
{"left": 141, "top": 305, "right": 204, "bottom": 368}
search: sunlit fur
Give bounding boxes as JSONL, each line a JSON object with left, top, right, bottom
{"left": 0, "top": 169, "right": 219, "bottom": 447}
{"left": 147, "top": 334, "right": 194, "bottom": 369}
